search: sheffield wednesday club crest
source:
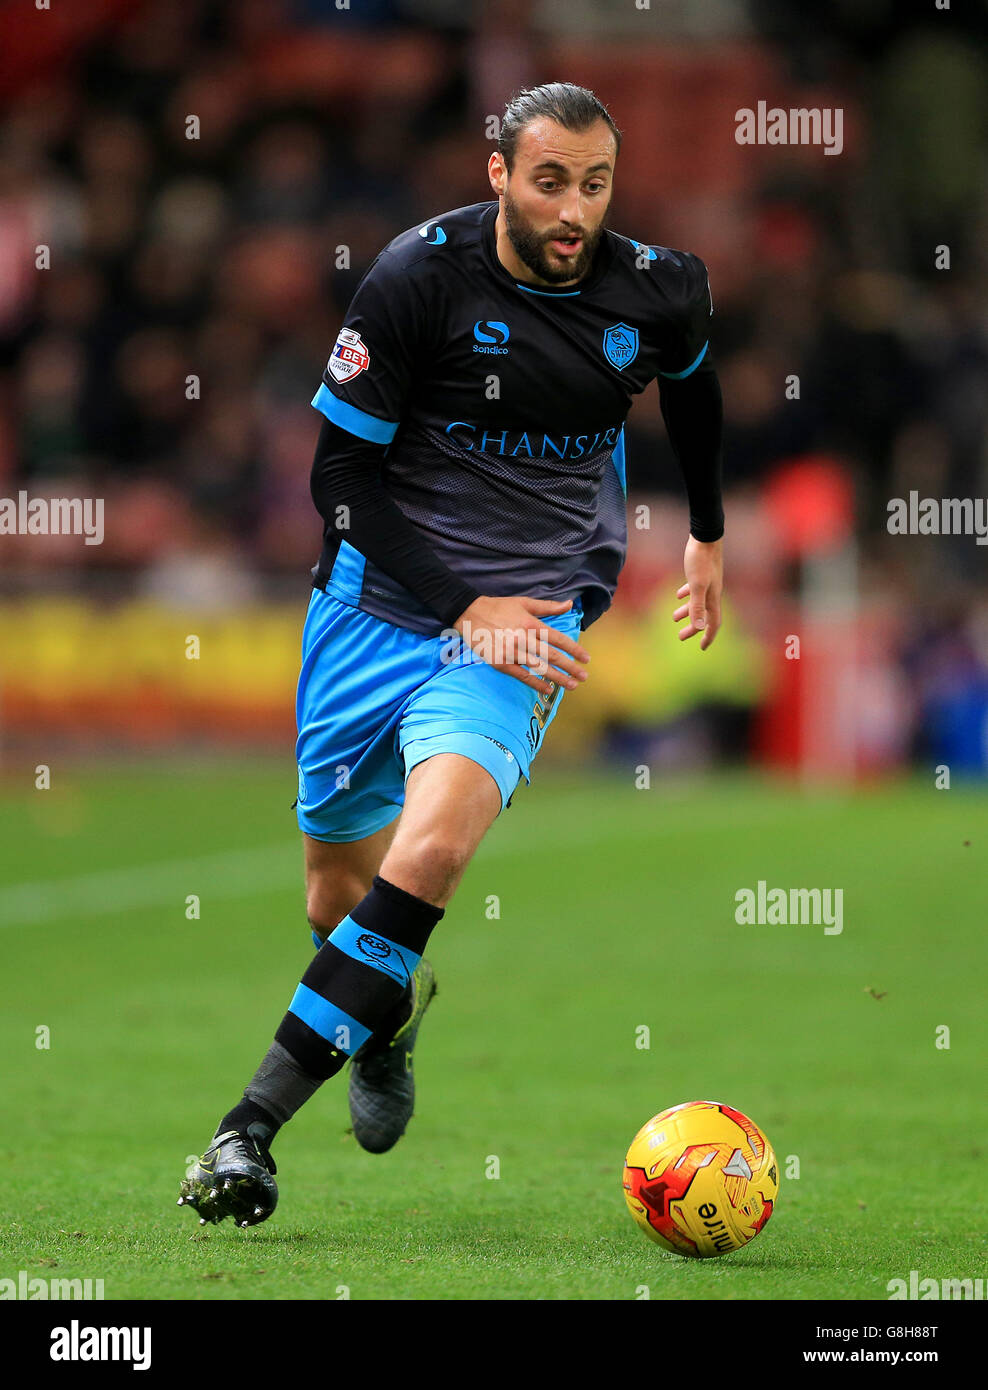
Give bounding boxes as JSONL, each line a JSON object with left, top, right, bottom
{"left": 603, "top": 322, "right": 639, "bottom": 371}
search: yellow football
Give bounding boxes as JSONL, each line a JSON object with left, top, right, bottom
{"left": 623, "top": 1100, "right": 779, "bottom": 1257}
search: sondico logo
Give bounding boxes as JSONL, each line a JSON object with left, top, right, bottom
{"left": 473, "top": 321, "right": 510, "bottom": 355}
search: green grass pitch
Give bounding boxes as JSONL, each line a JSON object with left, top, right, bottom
{"left": 0, "top": 759, "right": 983, "bottom": 1300}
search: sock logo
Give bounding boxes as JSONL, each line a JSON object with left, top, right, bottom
{"left": 357, "top": 932, "right": 391, "bottom": 961}
{"left": 356, "top": 933, "right": 410, "bottom": 985}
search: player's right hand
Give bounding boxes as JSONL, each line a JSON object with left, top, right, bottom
{"left": 452, "top": 596, "right": 590, "bottom": 698}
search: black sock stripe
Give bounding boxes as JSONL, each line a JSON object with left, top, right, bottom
{"left": 275, "top": 1013, "right": 349, "bottom": 1082}
{"left": 301, "top": 941, "right": 410, "bottom": 1016}
{"left": 348, "top": 876, "right": 442, "bottom": 955}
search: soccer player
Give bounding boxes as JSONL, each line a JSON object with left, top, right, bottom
{"left": 179, "top": 82, "right": 724, "bottom": 1227}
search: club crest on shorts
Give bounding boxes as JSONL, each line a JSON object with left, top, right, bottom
{"left": 603, "top": 322, "right": 639, "bottom": 371}
{"left": 328, "top": 328, "right": 370, "bottom": 384}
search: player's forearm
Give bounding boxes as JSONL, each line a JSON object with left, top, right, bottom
{"left": 658, "top": 361, "right": 725, "bottom": 542}
{"left": 310, "top": 418, "right": 481, "bottom": 627}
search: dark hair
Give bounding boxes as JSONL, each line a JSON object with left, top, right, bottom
{"left": 498, "top": 82, "right": 622, "bottom": 171}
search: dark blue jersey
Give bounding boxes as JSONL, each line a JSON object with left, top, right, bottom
{"left": 312, "top": 199, "right": 713, "bottom": 634}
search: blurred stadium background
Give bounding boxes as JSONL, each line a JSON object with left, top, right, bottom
{"left": 0, "top": 0, "right": 986, "bottom": 782}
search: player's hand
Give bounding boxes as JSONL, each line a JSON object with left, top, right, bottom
{"left": 673, "top": 536, "right": 723, "bottom": 651}
{"left": 452, "top": 595, "right": 590, "bottom": 698}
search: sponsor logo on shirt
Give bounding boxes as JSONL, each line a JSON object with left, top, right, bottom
{"left": 472, "top": 320, "right": 510, "bottom": 355}
{"left": 444, "top": 420, "right": 622, "bottom": 460}
{"left": 418, "top": 221, "right": 447, "bottom": 244}
{"left": 328, "top": 328, "right": 370, "bottom": 384}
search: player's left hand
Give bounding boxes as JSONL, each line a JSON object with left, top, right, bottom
{"left": 673, "top": 536, "right": 723, "bottom": 651}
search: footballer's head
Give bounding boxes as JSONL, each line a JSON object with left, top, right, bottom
{"left": 488, "top": 82, "right": 621, "bottom": 287}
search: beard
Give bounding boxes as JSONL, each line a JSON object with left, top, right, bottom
{"left": 503, "top": 188, "right": 608, "bottom": 284}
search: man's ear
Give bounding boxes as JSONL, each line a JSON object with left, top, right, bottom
{"left": 488, "top": 151, "right": 507, "bottom": 197}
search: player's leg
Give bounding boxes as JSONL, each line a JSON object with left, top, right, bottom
{"left": 302, "top": 820, "right": 441, "bottom": 1156}
{"left": 179, "top": 592, "right": 426, "bottom": 1226}
{"left": 178, "top": 595, "right": 579, "bottom": 1224}
{"left": 180, "top": 754, "right": 497, "bottom": 1223}
{"left": 344, "top": 602, "right": 585, "bottom": 1154}
{"left": 344, "top": 752, "right": 502, "bottom": 1150}
{"left": 257, "top": 753, "right": 498, "bottom": 1146}
{"left": 304, "top": 823, "right": 397, "bottom": 945}
{"left": 378, "top": 751, "right": 502, "bottom": 906}
{"left": 235, "top": 823, "right": 409, "bottom": 1146}
{"left": 243, "top": 586, "right": 427, "bottom": 1133}
{"left": 176, "top": 826, "right": 395, "bottom": 1228}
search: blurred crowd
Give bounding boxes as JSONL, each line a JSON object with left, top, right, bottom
{"left": 0, "top": 0, "right": 985, "bottom": 764}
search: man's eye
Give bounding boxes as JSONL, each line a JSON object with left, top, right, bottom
{"left": 585, "top": 183, "right": 605, "bottom": 194}
{"left": 537, "top": 181, "right": 558, "bottom": 191}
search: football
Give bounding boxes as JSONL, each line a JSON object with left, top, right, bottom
{"left": 623, "top": 1100, "right": 779, "bottom": 1258}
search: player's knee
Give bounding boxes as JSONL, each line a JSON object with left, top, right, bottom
{"left": 393, "top": 832, "right": 472, "bottom": 905}
{"left": 305, "top": 871, "right": 369, "bottom": 941}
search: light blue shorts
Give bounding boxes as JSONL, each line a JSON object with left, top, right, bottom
{"left": 294, "top": 589, "right": 581, "bottom": 842}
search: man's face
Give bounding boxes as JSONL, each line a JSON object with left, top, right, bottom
{"left": 493, "top": 117, "right": 616, "bottom": 285}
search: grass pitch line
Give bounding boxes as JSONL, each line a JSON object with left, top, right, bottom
{"left": 0, "top": 798, "right": 783, "bottom": 928}
{"left": 0, "top": 820, "right": 609, "bottom": 927}
{"left": 0, "top": 844, "right": 300, "bottom": 928}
